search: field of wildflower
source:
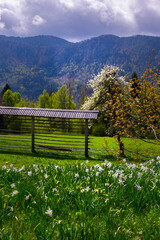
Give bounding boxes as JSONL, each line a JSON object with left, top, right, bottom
{"left": 1, "top": 156, "right": 160, "bottom": 239}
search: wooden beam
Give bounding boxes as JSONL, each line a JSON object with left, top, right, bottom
{"left": 32, "top": 117, "right": 35, "bottom": 152}
{"left": 37, "top": 145, "right": 72, "bottom": 151}
{"left": 85, "top": 119, "right": 89, "bottom": 157}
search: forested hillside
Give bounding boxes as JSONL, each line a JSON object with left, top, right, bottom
{"left": 0, "top": 34, "right": 160, "bottom": 100}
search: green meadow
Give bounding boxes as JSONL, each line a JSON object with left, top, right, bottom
{"left": 0, "top": 136, "right": 160, "bottom": 239}
{"left": 0, "top": 135, "right": 159, "bottom": 167}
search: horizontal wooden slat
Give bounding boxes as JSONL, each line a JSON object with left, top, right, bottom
{"left": 35, "top": 142, "right": 84, "bottom": 149}
{"left": 0, "top": 148, "right": 31, "bottom": 153}
{"left": 0, "top": 135, "right": 31, "bottom": 139}
{"left": 0, "top": 129, "right": 31, "bottom": 134}
{"left": 35, "top": 132, "right": 85, "bottom": 138}
{"left": 0, "top": 144, "right": 31, "bottom": 149}
{"left": 35, "top": 137, "right": 84, "bottom": 143}
{"left": 36, "top": 144, "right": 72, "bottom": 151}
{"left": 0, "top": 138, "right": 31, "bottom": 143}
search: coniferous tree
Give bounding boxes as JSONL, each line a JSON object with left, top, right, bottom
{"left": 0, "top": 83, "right": 11, "bottom": 105}
{"left": 1, "top": 83, "right": 11, "bottom": 96}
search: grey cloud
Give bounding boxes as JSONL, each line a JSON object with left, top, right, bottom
{"left": 135, "top": 7, "right": 160, "bottom": 35}
{"left": 0, "top": 8, "right": 19, "bottom": 30}
{"left": 0, "top": 0, "right": 160, "bottom": 41}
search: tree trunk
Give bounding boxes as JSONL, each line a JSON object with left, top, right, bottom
{"left": 117, "top": 135, "right": 125, "bottom": 157}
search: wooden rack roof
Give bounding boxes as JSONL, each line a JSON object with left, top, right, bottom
{"left": 0, "top": 107, "right": 99, "bottom": 119}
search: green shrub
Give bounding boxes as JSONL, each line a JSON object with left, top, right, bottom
{"left": 92, "top": 123, "right": 106, "bottom": 136}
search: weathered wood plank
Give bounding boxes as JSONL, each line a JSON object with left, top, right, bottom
{"left": 85, "top": 119, "right": 89, "bottom": 157}
{"left": 32, "top": 117, "right": 35, "bottom": 152}
{"left": 37, "top": 144, "right": 72, "bottom": 152}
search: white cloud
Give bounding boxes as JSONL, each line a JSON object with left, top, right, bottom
{"left": 59, "top": 0, "right": 75, "bottom": 9}
{"left": 0, "top": 22, "right": 5, "bottom": 29}
{"left": 32, "top": 15, "right": 46, "bottom": 26}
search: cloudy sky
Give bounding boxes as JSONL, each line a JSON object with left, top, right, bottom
{"left": 0, "top": 0, "right": 160, "bottom": 42}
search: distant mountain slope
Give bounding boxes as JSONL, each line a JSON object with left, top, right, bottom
{"left": 0, "top": 34, "right": 160, "bottom": 100}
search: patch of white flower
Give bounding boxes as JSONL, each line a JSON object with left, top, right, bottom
{"left": 19, "top": 165, "right": 25, "bottom": 172}
{"left": 107, "top": 162, "right": 112, "bottom": 168}
{"left": 140, "top": 165, "right": 148, "bottom": 172}
{"left": 81, "top": 186, "right": 91, "bottom": 193}
{"left": 2, "top": 165, "right": 7, "bottom": 170}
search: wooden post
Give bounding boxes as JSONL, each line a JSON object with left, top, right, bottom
{"left": 85, "top": 119, "right": 89, "bottom": 157}
{"left": 32, "top": 116, "right": 35, "bottom": 152}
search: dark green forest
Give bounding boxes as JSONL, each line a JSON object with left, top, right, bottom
{"left": 0, "top": 34, "right": 160, "bottom": 103}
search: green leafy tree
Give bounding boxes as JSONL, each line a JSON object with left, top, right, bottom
{"left": 2, "top": 89, "right": 23, "bottom": 131}
{"left": 37, "top": 90, "right": 51, "bottom": 108}
{"left": 38, "top": 86, "right": 76, "bottom": 109}
{"left": 3, "top": 89, "right": 22, "bottom": 107}
{"left": 55, "top": 85, "right": 76, "bottom": 109}
{"left": 49, "top": 92, "right": 56, "bottom": 109}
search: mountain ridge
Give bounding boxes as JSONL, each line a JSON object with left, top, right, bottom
{"left": 0, "top": 34, "right": 160, "bottom": 100}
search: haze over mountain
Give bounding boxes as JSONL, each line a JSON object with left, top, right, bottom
{"left": 0, "top": 34, "right": 160, "bottom": 100}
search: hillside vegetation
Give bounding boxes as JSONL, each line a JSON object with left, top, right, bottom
{"left": 0, "top": 34, "right": 160, "bottom": 100}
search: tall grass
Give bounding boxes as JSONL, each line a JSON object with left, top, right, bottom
{"left": 1, "top": 156, "right": 160, "bottom": 239}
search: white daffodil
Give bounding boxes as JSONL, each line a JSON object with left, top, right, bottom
{"left": 12, "top": 190, "right": 19, "bottom": 197}
{"left": 44, "top": 174, "right": 48, "bottom": 179}
{"left": 52, "top": 188, "right": 58, "bottom": 192}
{"left": 25, "top": 195, "right": 30, "bottom": 200}
{"left": 28, "top": 171, "right": 32, "bottom": 176}
{"left": 45, "top": 208, "right": 53, "bottom": 217}
{"left": 11, "top": 183, "right": 16, "bottom": 188}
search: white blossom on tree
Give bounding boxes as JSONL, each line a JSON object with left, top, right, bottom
{"left": 82, "top": 65, "right": 127, "bottom": 111}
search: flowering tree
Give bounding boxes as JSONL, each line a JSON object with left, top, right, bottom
{"left": 106, "top": 63, "right": 160, "bottom": 157}
{"left": 82, "top": 65, "right": 128, "bottom": 153}
{"left": 82, "top": 65, "right": 127, "bottom": 112}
